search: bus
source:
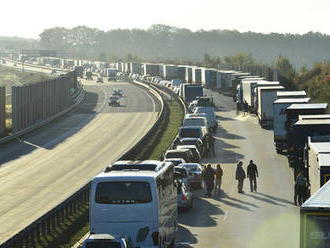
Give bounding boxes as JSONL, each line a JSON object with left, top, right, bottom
{"left": 90, "top": 160, "right": 177, "bottom": 248}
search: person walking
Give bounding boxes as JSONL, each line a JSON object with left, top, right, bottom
{"left": 214, "top": 164, "right": 223, "bottom": 196}
{"left": 294, "top": 171, "right": 308, "bottom": 206}
{"left": 208, "top": 134, "right": 216, "bottom": 157}
{"left": 235, "top": 161, "right": 246, "bottom": 193}
{"left": 204, "top": 164, "right": 215, "bottom": 197}
{"left": 247, "top": 160, "right": 259, "bottom": 192}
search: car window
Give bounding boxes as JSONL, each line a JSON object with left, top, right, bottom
{"left": 86, "top": 241, "right": 121, "bottom": 248}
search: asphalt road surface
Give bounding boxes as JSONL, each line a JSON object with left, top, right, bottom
{"left": 0, "top": 79, "right": 159, "bottom": 244}
{"left": 176, "top": 89, "right": 299, "bottom": 248}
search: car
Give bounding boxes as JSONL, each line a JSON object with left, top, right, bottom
{"left": 82, "top": 233, "right": 134, "bottom": 248}
{"left": 174, "top": 166, "right": 190, "bottom": 186}
{"left": 109, "top": 96, "right": 120, "bottom": 106}
{"left": 178, "top": 126, "right": 208, "bottom": 145}
{"left": 176, "top": 145, "right": 201, "bottom": 162}
{"left": 13, "top": 63, "right": 17, "bottom": 66}
{"left": 96, "top": 77, "right": 103, "bottom": 83}
{"left": 113, "top": 88, "right": 123, "bottom": 97}
{"left": 178, "top": 138, "right": 204, "bottom": 154}
{"left": 164, "top": 149, "right": 194, "bottom": 163}
{"left": 176, "top": 180, "right": 193, "bottom": 211}
{"left": 164, "top": 158, "right": 186, "bottom": 166}
{"left": 180, "top": 163, "right": 203, "bottom": 188}
{"left": 51, "top": 69, "right": 57, "bottom": 74}
{"left": 183, "top": 117, "right": 209, "bottom": 131}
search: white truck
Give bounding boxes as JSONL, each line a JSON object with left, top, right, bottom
{"left": 305, "top": 136, "right": 330, "bottom": 196}
{"left": 240, "top": 78, "right": 264, "bottom": 109}
{"left": 252, "top": 81, "right": 280, "bottom": 113}
{"left": 273, "top": 98, "right": 310, "bottom": 153}
{"left": 257, "top": 85, "right": 284, "bottom": 128}
{"left": 276, "top": 90, "right": 306, "bottom": 99}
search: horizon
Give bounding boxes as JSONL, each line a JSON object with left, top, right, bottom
{"left": 1, "top": 0, "right": 329, "bottom": 38}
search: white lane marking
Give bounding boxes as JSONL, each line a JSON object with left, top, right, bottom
{"left": 96, "top": 85, "right": 109, "bottom": 112}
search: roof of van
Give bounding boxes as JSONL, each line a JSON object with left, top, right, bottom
{"left": 276, "top": 91, "right": 306, "bottom": 97}
{"left": 301, "top": 180, "right": 330, "bottom": 209}
{"left": 274, "top": 98, "right": 310, "bottom": 104}
{"left": 287, "top": 103, "right": 328, "bottom": 110}
{"left": 103, "top": 160, "right": 169, "bottom": 173}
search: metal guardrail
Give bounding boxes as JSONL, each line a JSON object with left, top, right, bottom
{"left": 0, "top": 80, "right": 165, "bottom": 248}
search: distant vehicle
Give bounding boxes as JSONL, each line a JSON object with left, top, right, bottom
{"left": 174, "top": 166, "right": 189, "bottom": 186}
{"left": 164, "top": 149, "right": 194, "bottom": 163}
{"left": 51, "top": 69, "right": 57, "bottom": 74}
{"left": 179, "top": 84, "right": 203, "bottom": 103}
{"left": 82, "top": 233, "right": 133, "bottom": 248}
{"left": 13, "top": 63, "right": 17, "bottom": 66}
{"left": 74, "top": 66, "right": 84, "bottom": 78}
{"left": 176, "top": 180, "right": 193, "bottom": 211}
{"left": 90, "top": 160, "right": 177, "bottom": 248}
{"left": 176, "top": 145, "right": 201, "bottom": 162}
{"left": 106, "top": 68, "right": 118, "bottom": 81}
{"left": 1, "top": 59, "right": 6, "bottom": 64}
{"left": 194, "top": 106, "right": 218, "bottom": 132}
{"left": 97, "top": 77, "right": 103, "bottom": 83}
{"left": 109, "top": 96, "right": 120, "bottom": 106}
{"left": 180, "top": 163, "right": 203, "bottom": 188}
{"left": 183, "top": 117, "right": 209, "bottom": 132}
{"left": 164, "top": 158, "right": 186, "bottom": 167}
{"left": 113, "top": 88, "right": 123, "bottom": 97}
{"left": 178, "top": 126, "right": 208, "bottom": 144}
{"left": 85, "top": 71, "right": 93, "bottom": 80}
{"left": 178, "top": 138, "right": 204, "bottom": 155}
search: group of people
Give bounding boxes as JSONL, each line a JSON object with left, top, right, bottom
{"left": 201, "top": 164, "right": 223, "bottom": 197}
{"left": 201, "top": 160, "right": 259, "bottom": 197}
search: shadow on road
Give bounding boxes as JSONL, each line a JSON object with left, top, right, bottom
{"left": 179, "top": 191, "right": 224, "bottom": 228}
{"left": 176, "top": 225, "right": 198, "bottom": 246}
{"left": 218, "top": 190, "right": 260, "bottom": 209}
{"left": 244, "top": 193, "right": 286, "bottom": 207}
{"left": 255, "top": 192, "right": 293, "bottom": 205}
{"left": 217, "top": 125, "right": 245, "bottom": 140}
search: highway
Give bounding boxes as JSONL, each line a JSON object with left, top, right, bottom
{"left": 176, "top": 90, "right": 299, "bottom": 248}
{"left": 0, "top": 79, "right": 159, "bottom": 244}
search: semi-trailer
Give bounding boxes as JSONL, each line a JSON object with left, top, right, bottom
{"left": 300, "top": 180, "right": 330, "bottom": 248}
{"left": 180, "top": 84, "right": 203, "bottom": 103}
{"left": 276, "top": 90, "right": 307, "bottom": 99}
{"left": 305, "top": 136, "right": 330, "bottom": 195}
{"left": 257, "top": 85, "right": 284, "bottom": 128}
{"left": 252, "top": 81, "right": 280, "bottom": 113}
{"left": 273, "top": 98, "right": 310, "bottom": 153}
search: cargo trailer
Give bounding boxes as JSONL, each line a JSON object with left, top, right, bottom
{"left": 252, "top": 81, "right": 280, "bottom": 113}
{"left": 276, "top": 90, "right": 307, "bottom": 99}
{"left": 273, "top": 98, "right": 310, "bottom": 153}
{"left": 257, "top": 86, "right": 284, "bottom": 128}
{"left": 300, "top": 180, "right": 330, "bottom": 248}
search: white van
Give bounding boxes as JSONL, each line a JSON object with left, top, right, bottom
{"left": 90, "top": 160, "right": 177, "bottom": 248}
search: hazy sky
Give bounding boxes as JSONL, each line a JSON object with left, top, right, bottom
{"left": 1, "top": 0, "right": 329, "bottom": 38}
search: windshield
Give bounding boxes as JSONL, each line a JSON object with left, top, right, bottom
{"left": 95, "top": 182, "right": 152, "bottom": 204}
{"left": 179, "top": 128, "right": 201, "bottom": 138}
{"left": 183, "top": 119, "right": 206, "bottom": 127}
{"left": 86, "top": 241, "right": 121, "bottom": 248}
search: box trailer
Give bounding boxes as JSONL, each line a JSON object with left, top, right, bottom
{"left": 185, "top": 67, "right": 193, "bottom": 84}
{"left": 300, "top": 180, "right": 330, "bottom": 248}
{"left": 252, "top": 81, "right": 280, "bottom": 113}
{"left": 257, "top": 86, "right": 284, "bottom": 128}
{"left": 306, "top": 136, "right": 330, "bottom": 195}
{"left": 192, "top": 67, "right": 202, "bottom": 85}
{"left": 201, "top": 68, "right": 219, "bottom": 89}
{"left": 180, "top": 84, "right": 203, "bottom": 103}
{"left": 273, "top": 98, "right": 310, "bottom": 153}
{"left": 240, "top": 78, "right": 265, "bottom": 108}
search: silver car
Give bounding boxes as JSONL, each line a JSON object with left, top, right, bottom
{"left": 176, "top": 180, "right": 193, "bottom": 211}
{"left": 181, "top": 163, "right": 203, "bottom": 189}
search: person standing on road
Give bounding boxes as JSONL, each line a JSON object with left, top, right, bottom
{"left": 235, "top": 161, "right": 246, "bottom": 193}
{"left": 214, "top": 164, "right": 223, "bottom": 196}
{"left": 208, "top": 134, "right": 216, "bottom": 157}
{"left": 204, "top": 164, "right": 215, "bottom": 197}
{"left": 247, "top": 160, "right": 259, "bottom": 192}
{"left": 294, "top": 171, "right": 308, "bottom": 206}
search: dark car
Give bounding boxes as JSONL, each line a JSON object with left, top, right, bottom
{"left": 176, "top": 145, "right": 201, "bottom": 162}
{"left": 178, "top": 137, "right": 204, "bottom": 154}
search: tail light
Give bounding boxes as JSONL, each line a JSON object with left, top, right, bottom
{"left": 151, "top": 232, "right": 159, "bottom": 245}
{"left": 182, "top": 194, "right": 187, "bottom": 200}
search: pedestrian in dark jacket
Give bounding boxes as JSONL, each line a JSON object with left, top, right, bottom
{"left": 235, "top": 161, "right": 246, "bottom": 193}
{"left": 247, "top": 160, "right": 259, "bottom": 192}
{"left": 204, "top": 164, "right": 215, "bottom": 197}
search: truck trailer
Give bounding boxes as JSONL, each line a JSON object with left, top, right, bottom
{"left": 300, "top": 180, "right": 330, "bottom": 248}
{"left": 305, "top": 136, "right": 330, "bottom": 195}
{"left": 252, "top": 81, "right": 280, "bottom": 113}
{"left": 273, "top": 98, "right": 310, "bottom": 153}
{"left": 276, "top": 90, "right": 307, "bottom": 99}
{"left": 257, "top": 86, "right": 284, "bottom": 128}
{"left": 180, "top": 84, "right": 203, "bottom": 103}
